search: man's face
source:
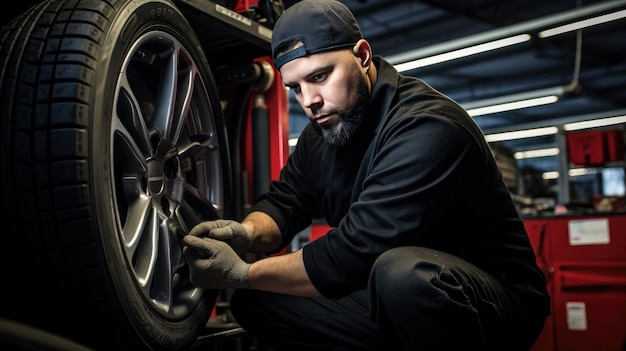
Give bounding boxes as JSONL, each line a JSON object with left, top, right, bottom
{"left": 280, "top": 49, "right": 371, "bottom": 147}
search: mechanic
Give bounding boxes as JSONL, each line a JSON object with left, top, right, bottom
{"left": 182, "top": 0, "right": 550, "bottom": 350}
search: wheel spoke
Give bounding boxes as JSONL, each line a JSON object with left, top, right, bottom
{"left": 132, "top": 207, "right": 160, "bottom": 288}
{"left": 149, "top": 217, "right": 175, "bottom": 312}
{"left": 170, "top": 45, "right": 197, "bottom": 145}
{"left": 115, "top": 72, "right": 153, "bottom": 157}
{"left": 151, "top": 41, "right": 193, "bottom": 145}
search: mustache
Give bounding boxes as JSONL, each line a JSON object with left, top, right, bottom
{"left": 310, "top": 109, "right": 335, "bottom": 118}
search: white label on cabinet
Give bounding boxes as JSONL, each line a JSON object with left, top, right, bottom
{"left": 566, "top": 302, "right": 587, "bottom": 330}
{"left": 568, "top": 218, "right": 610, "bottom": 246}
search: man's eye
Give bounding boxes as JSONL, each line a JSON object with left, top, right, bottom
{"left": 312, "top": 73, "right": 327, "bottom": 81}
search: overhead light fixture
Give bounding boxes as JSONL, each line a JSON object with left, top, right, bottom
{"left": 484, "top": 126, "right": 558, "bottom": 142}
{"left": 542, "top": 171, "right": 559, "bottom": 180}
{"left": 466, "top": 96, "right": 559, "bottom": 117}
{"left": 539, "top": 9, "right": 626, "bottom": 38}
{"left": 570, "top": 168, "right": 597, "bottom": 177}
{"left": 514, "top": 147, "right": 560, "bottom": 159}
{"left": 461, "top": 85, "right": 571, "bottom": 117}
{"left": 387, "top": 1, "right": 626, "bottom": 71}
{"left": 393, "top": 34, "right": 530, "bottom": 72}
{"left": 483, "top": 111, "right": 625, "bottom": 143}
{"left": 542, "top": 168, "right": 598, "bottom": 180}
{"left": 563, "top": 114, "right": 626, "bottom": 131}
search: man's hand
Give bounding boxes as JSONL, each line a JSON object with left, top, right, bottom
{"left": 182, "top": 235, "right": 251, "bottom": 289}
{"left": 188, "top": 220, "right": 253, "bottom": 255}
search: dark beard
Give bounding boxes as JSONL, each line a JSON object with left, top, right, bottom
{"left": 312, "top": 71, "right": 370, "bottom": 147}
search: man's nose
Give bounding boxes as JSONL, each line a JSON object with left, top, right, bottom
{"left": 301, "top": 85, "right": 322, "bottom": 109}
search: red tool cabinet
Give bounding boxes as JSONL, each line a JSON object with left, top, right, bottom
{"left": 525, "top": 219, "right": 556, "bottom": 351}
{"left": 526, "top": 213, "right": 626, "bottom": 351}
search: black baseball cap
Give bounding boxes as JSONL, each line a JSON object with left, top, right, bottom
{"left": 271, "top": 0, "right": 363, "bottom": 69}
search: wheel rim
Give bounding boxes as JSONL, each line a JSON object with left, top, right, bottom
{"left": 111, "top": 30, "right": 224, "bottom": 318}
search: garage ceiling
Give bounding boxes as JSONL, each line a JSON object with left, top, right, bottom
{"left": 283, "top": 0, "right": 626, "bottom": 173}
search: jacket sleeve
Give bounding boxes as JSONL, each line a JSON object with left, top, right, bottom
{"left": 250, "top": 124, "right": 330, "bottom": 250}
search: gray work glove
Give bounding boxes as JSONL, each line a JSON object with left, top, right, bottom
{"left": 182, "top": 235, "right": 251, "bottom": 289}
{"left": 188, "top": 219, "right": 253, "bottom": 255}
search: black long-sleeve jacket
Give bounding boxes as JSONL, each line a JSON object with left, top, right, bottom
{"left": 252, "top": 57, "right": 550, "bottom": 315}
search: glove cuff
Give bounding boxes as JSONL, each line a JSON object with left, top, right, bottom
{"left": 230, "top": 263, "right": 252, "bottom": 289}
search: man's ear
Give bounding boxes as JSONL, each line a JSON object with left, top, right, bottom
{"left": 353, "top": 39, "right": 372, "bottom": 68}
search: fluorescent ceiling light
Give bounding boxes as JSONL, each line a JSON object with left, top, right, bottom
{"left": 388, "top": 3, "right": 626, "bottom": 71}
{"left": 542, "top": 171, "right": 559, "bottom": 180}
{"left": 467, "top": 95, "right": 558, "bottom": 117}
{"left": 563, "top": 114, "right": 626, "bottom": 131}
{"left": 393, "top": 34, "right": 530, "bottom": 72}
{"left": 514, "top": 147, "right": 560, "bottom": 159}
{"left": 539, "top": 9, "right": 626, "bottom": 38}
{"left": 542, "top": 168, "right": 598, "bottom": 180}
{"left": 485, "top": 126, "right": 558, "bottom": 142}
{"left": 570, "top": 168, "right": 596, "bottom": 177}
{"left": 461, "top": 86, "right": 567, "bottom": 117}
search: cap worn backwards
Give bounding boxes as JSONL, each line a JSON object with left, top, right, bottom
{"left": 271, "top": 0, "right": 363, "bottom": 69}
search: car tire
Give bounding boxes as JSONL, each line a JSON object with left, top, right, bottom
{"left": 0, "top": 0, "right": 232, "bottom": 349}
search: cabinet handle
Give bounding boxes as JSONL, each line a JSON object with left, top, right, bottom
{"left": 560, "top": 270, "right": 626, "bottom": 288}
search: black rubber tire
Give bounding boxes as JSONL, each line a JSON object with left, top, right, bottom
{"left": 0, "top": 0, "right": 232, "bottom": 350}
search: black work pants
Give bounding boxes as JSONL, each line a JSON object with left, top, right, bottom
{"left": 230, "top": 247, "right": 547, "bottom": 351}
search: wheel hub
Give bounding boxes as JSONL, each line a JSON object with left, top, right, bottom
{"left": 147, "top": 159, "right": 165, "bottom": 195}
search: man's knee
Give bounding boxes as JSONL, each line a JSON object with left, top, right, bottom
{"left": 370, "top": 247, "right": 473, "bottom": 308}
{"left": 372, "top": 247, "right": 439, "bottom": 293}
{"left": 369, "top": 247, "right": 486, "bottom": 348}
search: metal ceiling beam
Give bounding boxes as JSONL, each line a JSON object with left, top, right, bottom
{"left": 385, "top": 0, "right": 626, "bottom": 65}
